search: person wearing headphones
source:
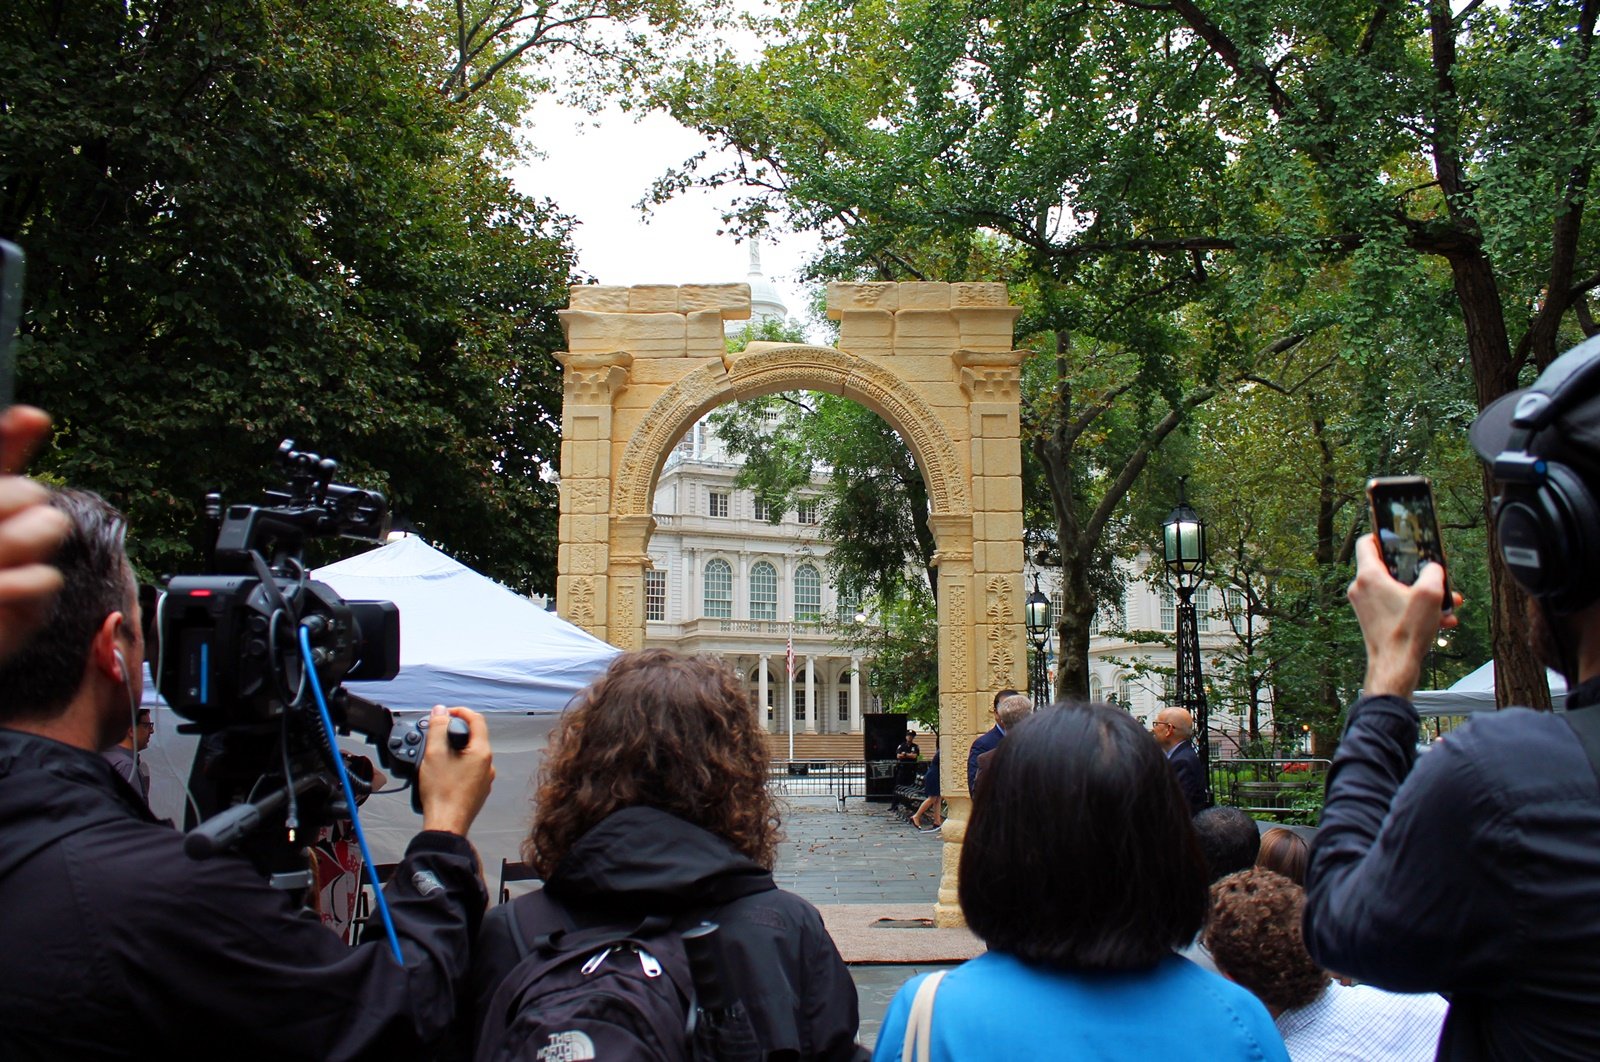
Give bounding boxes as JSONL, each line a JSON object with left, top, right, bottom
{"left": 1304, "top": 333, "right": 1600, "bottom": 1060}
{"left": 0, "top": 487, "right": 496, "bottom": 1059}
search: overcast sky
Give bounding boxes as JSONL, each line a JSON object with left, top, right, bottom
{"left": 510, "top": 96, "right": 823, "bottom": 330}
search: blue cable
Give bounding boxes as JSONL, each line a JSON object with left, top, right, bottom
{"left": 299, "top": 625, "right": 405, "bottom": 965}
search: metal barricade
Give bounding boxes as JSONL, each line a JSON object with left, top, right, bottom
{"left": 767, "top": 759, "right": 866, "bottom": 801}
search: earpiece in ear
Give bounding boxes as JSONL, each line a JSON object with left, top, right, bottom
{"left": 113, "top": 648, "right": 127, "bottom": 682}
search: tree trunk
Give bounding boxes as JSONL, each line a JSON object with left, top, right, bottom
{"left": 1054, "top": 548, "right": 1094, "bottom": 702}
{"left": 1450, "top": 250, "right": 1553, "bottom": 710}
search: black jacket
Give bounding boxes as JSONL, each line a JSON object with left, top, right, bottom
{"left": 1305, "top": 681, "right": 1600, "bottom": 1060}
{"left": 0, "top": 728, "right": 487, "bottom": 1061}
{"left": 1166, "top": 740, "right": 1207, "bottom": 814}
{"left": 469, "top": 807, "right": 866, "bottom": 1060}
{"left": 967, "top": 725, "right": 1002, "bottom": 788}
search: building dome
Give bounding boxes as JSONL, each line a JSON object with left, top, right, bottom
{"left": 746, "top": 242, "right": 788, "bottom": 327}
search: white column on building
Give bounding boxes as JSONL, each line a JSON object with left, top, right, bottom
{"left": 759, "top": 654, "right": 771, "bottom": 734}
{"left": 805, "top": 655, "right": 817, "bottom": 734}
{"left": 687, "top": 549, "right": 701, "bottom": 620}
{"left": 736, "top": 551, "right": 750, "bottom": 622}
{"left": 849, "top": 656, "right": 862, "bottom": 732}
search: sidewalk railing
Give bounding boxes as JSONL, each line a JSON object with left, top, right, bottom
{"left": 767, "top": 759, "right": 866, "bottom": 799}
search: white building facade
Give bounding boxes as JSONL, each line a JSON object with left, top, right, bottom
{"left": 643, "top": 422, "right": 876, "bottom": 735}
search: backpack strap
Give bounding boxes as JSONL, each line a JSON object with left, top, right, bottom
{"left": 503, "top": 889, "right": 674, "bottom": 959}
{"left": 1561, "top": 705, "right": 1600, "bottom": 788}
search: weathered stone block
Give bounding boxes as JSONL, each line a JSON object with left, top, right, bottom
{"left": 568, "top": 285, "right": 630, "bottom": 312}
{"left": 826, "top": 281, "right": 898, "bottom": 316}
{"left": 680, "top": 283, "right": 751, "bottom": 317}
{"left": 894, "top": 309, "right": 958, "bottom": 339}
{"left": 836, "top": 309, "right": 894, "bottom": 340}
{"left": 685, "top": 309, "right": 726, "bottom": 341}
{"left": 629, "top": 285, "right": 681, "bottom": 313}
{"left": 898, "top": 282, "right": 951, "bottom": 309}
{"left": 978, "top": 436, "right": 1022, "bottom": 477}
{"left": 951, "top": 282, "right": 1011, "bottom": 308}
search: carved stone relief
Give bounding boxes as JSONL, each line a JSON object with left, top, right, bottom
{"left": 986, "top": 575, "right": 1017, "bottom": 692}
{"left": 568, "top": 578, "right": 596, "bottom": 631}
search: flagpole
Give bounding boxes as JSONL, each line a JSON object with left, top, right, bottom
{"left": 787, "top": 635, "right": 796, "bottom": 764}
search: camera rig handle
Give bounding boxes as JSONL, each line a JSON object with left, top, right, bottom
{"left": 183, "top": 774, "right": 328, "bottom": 861}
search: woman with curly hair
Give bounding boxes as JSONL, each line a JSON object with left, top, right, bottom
{"left": 1205, "top": 868, "right": 1446, "bottom": 1060}
{"left": 467, "top": 649, "right": 865, "bottom": 1060}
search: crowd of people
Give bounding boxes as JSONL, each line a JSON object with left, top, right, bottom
{"left": 5, "top": 333, "right": 1600, "bottom": 1059}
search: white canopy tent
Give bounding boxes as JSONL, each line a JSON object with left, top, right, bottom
{"left": 313, "top": 535, "right": 618, "bottom": 714}
{"left": 141, "top": 537, "right": 618, "bottom": 872}
{"left": 1412, "top": 660, "right": 1569, "bottom": 716}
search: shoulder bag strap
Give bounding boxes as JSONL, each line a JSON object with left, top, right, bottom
{"left": 1561, "top": 706, "right": 1600, "bottom": 788}
{"left": 900, "top": 969, "right": 947, "bottom": 1062}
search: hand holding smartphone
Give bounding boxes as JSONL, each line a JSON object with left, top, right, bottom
{"left": 1367, "top": 476, "right": 1453, "bottom": 613}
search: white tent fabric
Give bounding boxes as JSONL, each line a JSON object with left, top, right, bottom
{"left": 311, "top": 535, "right": 619, "bottom": 714}
{"left": 1412, "top": 659, "right": 1568, "bottom": 715}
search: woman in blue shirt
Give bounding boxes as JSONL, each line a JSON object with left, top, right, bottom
{"left": 874, "top": 703, "right": 1287, "bottom": 1061}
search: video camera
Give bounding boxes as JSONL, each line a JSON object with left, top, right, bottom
{"left": 158, "top": 439, "right": 399, "bottom": 729}
{"left": 157, "top": 441, "right": 433, "bottom": 881}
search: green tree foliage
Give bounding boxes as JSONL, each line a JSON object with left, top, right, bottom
{"left": 661, "top": 0, "right": 1600, "bottom": 709}
{"left": 1, "top": 0, "right": 576, "bottom": 591}
{"left": 833, "top": 588, "right": 939, "bottom": 727}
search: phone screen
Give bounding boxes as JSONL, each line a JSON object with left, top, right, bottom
{"left": 1368, "top": 476, "right": 1452, "bottom": 609}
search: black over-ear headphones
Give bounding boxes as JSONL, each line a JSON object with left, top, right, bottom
{"left": 1492, "top": 338, "right": 1600, "bottom": 614}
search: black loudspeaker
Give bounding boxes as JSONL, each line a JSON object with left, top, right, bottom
{"left": 863, "top": 713, "right": 908, "bottom": 803}
{"left": 1490, "top": 336, "right": 1600, "bottom": 614}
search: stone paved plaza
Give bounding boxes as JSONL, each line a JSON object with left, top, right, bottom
{"left": 770, "top": 794, "right": 969, "bottom": 1050}
{"left": 771, "top": 794, "right": 944, "bottom": 905}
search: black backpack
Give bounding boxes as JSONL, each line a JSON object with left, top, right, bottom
{"left": 474, "top": 891, "right": 760, "bottom": 1062}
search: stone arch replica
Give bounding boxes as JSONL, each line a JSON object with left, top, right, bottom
{"left": 555, "top": 279, "right": 1027, "bottom": 926}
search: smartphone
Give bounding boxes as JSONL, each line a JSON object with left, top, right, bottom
{"left": 0, "top": 239, "right": 21, "bottom": 411}
{"left": 1367, "top": 476, "right": 1452, "bottom": 612}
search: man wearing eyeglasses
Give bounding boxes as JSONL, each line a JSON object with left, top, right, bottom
{"left": 102, "top": 708, "right": 154, "bottom": 805}
{"left": 1154, "top": 707, "right": 1207, "bottom": 814}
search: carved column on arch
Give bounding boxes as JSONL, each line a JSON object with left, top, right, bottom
{"left": 555, "top": 351, "right": 632, "bottom": 642}
{"left": 926, "top": 506, "right": 976, "bottom": 928}
{"left": 607, "top": 514, "right": 657, "bottom": 655}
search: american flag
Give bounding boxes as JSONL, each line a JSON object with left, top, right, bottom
{"left": 786, "top": 636, "right": 795, "bottom": 680}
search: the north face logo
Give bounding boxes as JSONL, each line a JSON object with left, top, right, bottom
{"left": 535, "top": 1030, "right": 597, "bottom": 1061}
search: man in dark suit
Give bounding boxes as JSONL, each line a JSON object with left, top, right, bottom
{"left": 967, "top": 689, "right": 1021, "bottom": 790}
{"left": 1155, "top": 707, "right": 1208, "bottom": 813}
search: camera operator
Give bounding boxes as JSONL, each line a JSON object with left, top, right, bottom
{"left": 0, "top": 487, "right": 495, "bottom": 1060}
{"left": 1304, "top": 334, "right": 1600, "bottom": 1059}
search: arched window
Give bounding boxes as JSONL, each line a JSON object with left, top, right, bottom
{"left": 750, "top": 561, "right": 778, "bottom": 621}
{"left": 794, "top": 564, "right": 821, "bottom": 621}
{"left": 1089, "top": 676, "right": 1103, "bottom": 703}
{"left": 704, "top": 559, "right": 732, "bottom": 619}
